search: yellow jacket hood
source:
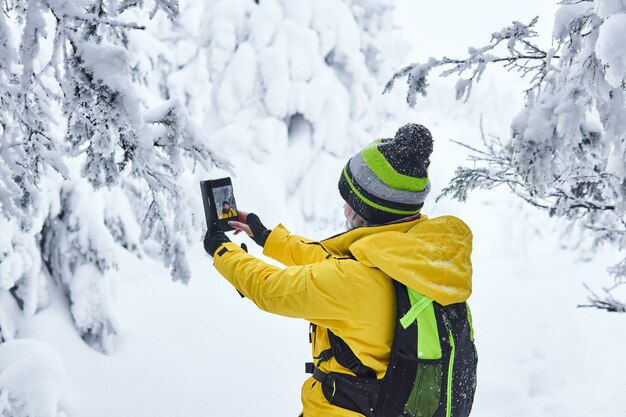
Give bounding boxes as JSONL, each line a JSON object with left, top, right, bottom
{"left": 321, "top": 215, "right": 473, "bottom": 305}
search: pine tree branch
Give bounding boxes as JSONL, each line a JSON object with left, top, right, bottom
{"left": 384, "top": 17, "right": 559, "bottom": 103}
{"left": 578, "top": 283, "right": 626, "bottom": 313}
{"left": 74, "top": 14, "right": 146, "bottom": 30}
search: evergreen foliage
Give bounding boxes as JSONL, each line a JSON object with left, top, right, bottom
{"left": 0, "top": 0, "right": 222, "bottom": 353}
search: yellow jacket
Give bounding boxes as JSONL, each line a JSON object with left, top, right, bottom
{"left": 219, "top": 208, "right": 237, "bottom": 219}
{"left": 213, "top": 215, "right": 473, "bottom": 417}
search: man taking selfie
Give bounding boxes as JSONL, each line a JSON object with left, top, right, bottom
{"left": 204, "top": 123, "right": 477, "bottom": 417}
{"left": 219, "top": 201, "right": 237, "bottom": 219}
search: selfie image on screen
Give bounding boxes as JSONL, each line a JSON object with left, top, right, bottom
{"left": 213, "top": 185, "right": 237, "bottom": 220}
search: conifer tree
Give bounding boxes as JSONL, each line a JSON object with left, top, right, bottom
{"left": 0, "top": 0, "right": 222, "bottom": 351}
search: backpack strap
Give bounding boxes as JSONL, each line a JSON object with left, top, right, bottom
{"left": 311, "top": 366, "right": 381, "bottom": 417}
{"left": 308, "top": 329, "right": 377, "bottom": 379}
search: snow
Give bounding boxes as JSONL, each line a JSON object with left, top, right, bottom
{"left": 596, "top": 13, "right": 626, "bottom": 88}
{"left": 78, "top": 42, "right": 131, "bottom": 93}
{"left": 283, "top": 0, "right": 313, "bottom": 27}
{"left": 68, "top": 263, "right": 118, "bottom": 354}
{"left": 553, "top": 2, "right": 593, "bottom": 40}
{"left": 595, "top": 0, "right": 626, "bottom": 18}
{"left": 77, "top": 41, "right": 142, "bottom": 124}
{"left": 259, "top": 47, "right": 290, "bottom": 118}
{"left": 0, "top": 339, "right": 66, "bottom": 417}
{"left": 248, "top": 3, "right": 281, "bottom": 49}
{"left": 313, "top": 0, "right": 360, "bottom": 62}
{"left": 216, "top": 42, "right": 258, "bottom": 121}
{"left": 0, "top": 219, "right": 44, "bottom": 316}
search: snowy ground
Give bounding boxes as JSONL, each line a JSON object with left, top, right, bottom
{"left": 14, "top": 2, "right": 626, "bottom": 417}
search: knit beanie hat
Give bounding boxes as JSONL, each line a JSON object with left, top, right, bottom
{"left": 338, "top": 123, "right": 433, "bottom": 225}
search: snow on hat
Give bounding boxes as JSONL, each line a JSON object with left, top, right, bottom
{"left": 338, "top": 123, "right": 433, "bottom": 224}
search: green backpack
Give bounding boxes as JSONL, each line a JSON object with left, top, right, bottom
{"left": 306, "top": 280, "right": 478, "bottom": 417}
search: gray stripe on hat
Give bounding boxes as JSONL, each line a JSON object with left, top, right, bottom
{"left": 349, "top": 153, "right": 430, "bottom": 206}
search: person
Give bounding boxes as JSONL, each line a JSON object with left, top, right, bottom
{"left": 204, "top": 123, "right": 477, "bottom": 417}
{"left": 219, "top": 201, "right": 237, "bottom": 219}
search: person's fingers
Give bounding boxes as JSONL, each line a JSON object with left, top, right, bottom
{"left": 229, "top": 220, "right": 246, "bottom": 229}
{"left": 228, "top": 221, "right": 253, "bottom": 237}
{"left": 237, "top": 210, "right": 249, "bottom": 223}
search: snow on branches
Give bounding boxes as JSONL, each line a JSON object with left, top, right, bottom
{"left": 386, "top": 0, "right": 626, "bottom": 308}
{"left": 187, "top": 0, "right": 405, "bottom": 229}
{"left": 0, "top": 0, "right": 223, "bottom": 357}
{"left": 384, "top": 17, "right": 556, "bottom": 105}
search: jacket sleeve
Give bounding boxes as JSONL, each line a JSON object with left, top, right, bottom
{"left": 213, "top": 242, "right": 357, "bottom": 325}
{"left": 262, "top": 223, "right": 329, "bottom": 266}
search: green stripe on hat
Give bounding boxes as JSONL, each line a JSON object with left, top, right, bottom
{"left": 343, "top": 167, "right": 423, "bottom": 215}
{"left": 362, "top": 140, "right": 429, "bottom": 192}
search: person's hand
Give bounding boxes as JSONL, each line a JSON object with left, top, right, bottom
{"left": 229, "top": 210, "right": 253, "bottom": 236}
{"left": 228, "top": 211, "right": 271, "bottom": 247}
{"left": 203, "top": 223, "right": 231, "bottom": 257}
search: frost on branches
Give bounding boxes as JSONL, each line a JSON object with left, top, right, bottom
{"left": 0, "top": 0, "right": 223, "bottom": 369}
{"left": 386, "top": 0, "right": 626, "bottom": 311}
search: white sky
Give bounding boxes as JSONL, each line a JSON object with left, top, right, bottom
{"left": 394, "top": 0, "right": 560, "bottom": 64}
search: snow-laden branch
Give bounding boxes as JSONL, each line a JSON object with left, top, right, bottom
{"left": 1, "top": 0, "right": 225, "bottom": 355}
{"left": 389, "top": 2, "right": 626, "bottom": 311}
{"left": 384, "top": 17, "right": 559, "bottom": 104}
{"left": 579, "top": 283, "right": 626, "bottom": 313}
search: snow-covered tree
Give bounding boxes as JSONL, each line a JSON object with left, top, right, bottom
{"left": 1, "top": 0, "right": 407, "bottom": 412}
{"left": 386, "top": 0, "right": 626, "bottom": 310}
{"left": 186, "top": 0, "right": 406, "bottom": 228}
{"left": 0, "top": 0, "right": 225, "bottom": 361}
